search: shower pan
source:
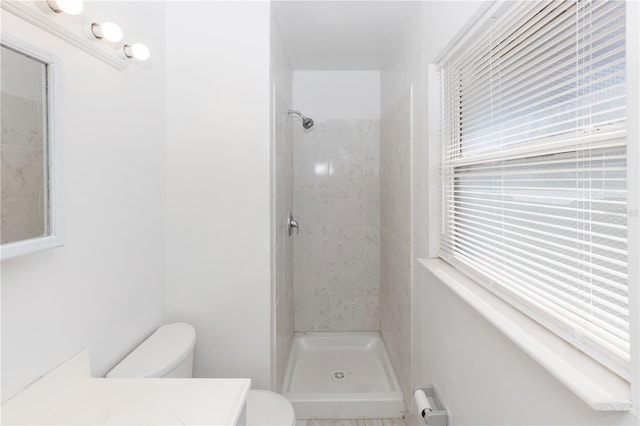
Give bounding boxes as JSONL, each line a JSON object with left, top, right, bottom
{"left": 282, "top": 332, "right": 404, "bottom": 420}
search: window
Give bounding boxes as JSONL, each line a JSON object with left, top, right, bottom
{"left": 439, "top": 0, "right": 629, "bottom": 378}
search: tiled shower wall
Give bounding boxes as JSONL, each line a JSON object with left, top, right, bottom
{"left": 1, "top": 92, "right": 46, "bottom": 244}
{"left": 274, "top": 89, "right": 294, "bottom": 392}
{"left": 293, "top": 119, "right": 381, "bottom": 331}
{"left": 380, "top": 88, "right": 412, "bottom": 402}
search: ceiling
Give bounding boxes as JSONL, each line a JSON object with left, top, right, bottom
{"left": 273, "top": 1, "right": 417, "bottom": 70}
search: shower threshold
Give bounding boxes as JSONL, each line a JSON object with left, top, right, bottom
{"left": 282, "top": 332, "right": 404, "bottom": 420}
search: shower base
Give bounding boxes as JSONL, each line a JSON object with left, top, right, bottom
{"left": 282, "top": 332, "right": 404, "bottom": 420}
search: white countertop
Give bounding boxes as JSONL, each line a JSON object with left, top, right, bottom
{"left": 1, "top": 350, "right": 251, "bottom": 425}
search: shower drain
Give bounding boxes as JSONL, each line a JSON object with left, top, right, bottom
{"left": 332, "top": 371, "right": 346, "bottom": 381}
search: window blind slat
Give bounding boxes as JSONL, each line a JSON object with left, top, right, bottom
{"left": 448, "top": 222, "right": 628, "bottom": 290}
{"left": 459, "top": 75, "right": 625, "bottom": 140}
{"left": 445, "top": 210, "right": 628, "bottom": 268}
{"left": 458, "top": 25, "right": 625, "bottom": 114}
{"left": 445, "top": 129, "right": 627, "bottom": 165}
{"left": 460, "top": 6, "right": 625, "bottom": 107}
{"left": 455, "top": 9, "right": 625, "bottom": 110}
{"left": 444, "top": 239, "right": 629, "bottom": 334}
{"left": 450, "top": 1, "right": 574, "bottom": 81}
{"left": 447, "top": 150, "right": 627, "bottom": 169}
{"left": 445, "top": 205, "right": 628, "bottom": 258}
{"left": 444, "top": 254, "right": 632, "bottom": 367}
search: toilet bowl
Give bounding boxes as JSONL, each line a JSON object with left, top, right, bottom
{"left": 246, "top": 390, "right": 295, "bottom": 425}
{"left": 106, "top": 322, "right": 295, "bottom": 426}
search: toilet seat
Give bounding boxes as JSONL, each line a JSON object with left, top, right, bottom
{"left": 246, "top": 390, "right": 295, "bottom": 426}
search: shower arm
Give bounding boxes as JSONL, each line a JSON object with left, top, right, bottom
{"left": 286, "top": 109, "right": 314, "bottom": 129}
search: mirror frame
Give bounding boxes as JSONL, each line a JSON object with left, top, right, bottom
{"left": 1, "top": 33, "right": 64, "bottom": 260}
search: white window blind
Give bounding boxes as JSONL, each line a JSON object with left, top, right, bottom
{"left": 439, "top": 0, "right": 629, "bottom": 377}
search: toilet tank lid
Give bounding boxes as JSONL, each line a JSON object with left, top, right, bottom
{"left": 106, "top": 322, "right": 196, "bottom": 378}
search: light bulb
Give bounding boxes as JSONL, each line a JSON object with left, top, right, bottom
{"left": 46, "top": 0, "right": 84, "bottom": 15}
{"left": 131, "top": 43, "right": 150, "bottom": 61}
{"left": 91, "top": 22, "right": 123, "bottom": 42}
{"left": 124, "top": 43, "right": 150, "bottom": 61}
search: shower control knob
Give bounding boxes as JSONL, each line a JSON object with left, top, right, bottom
{"left": 288, "top": 212, "right": 299, "bottom": 236}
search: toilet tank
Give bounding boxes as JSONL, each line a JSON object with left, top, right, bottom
{"left": 106, "top": 322, "right": 196, "bottom": 379}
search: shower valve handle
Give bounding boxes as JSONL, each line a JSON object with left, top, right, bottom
{"left": 288, "top": 212, "right": 299, "bottom": 236}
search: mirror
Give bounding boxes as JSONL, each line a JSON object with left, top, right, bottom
{"left": 1, "top": 35, "right": 63, "bottom": 259}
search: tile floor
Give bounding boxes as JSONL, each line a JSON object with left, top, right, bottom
{"left": 298, "top": 419, "right": 407, "bottom": 426}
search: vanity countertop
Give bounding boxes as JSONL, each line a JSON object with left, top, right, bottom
{"left": 1, "top": 350, "right": 251, "bottom": 425}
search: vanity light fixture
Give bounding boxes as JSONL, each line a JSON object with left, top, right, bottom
{"left": 90, "top": 22, "right": 123, "bottom": 43}
{"left": 46, "top": 0, "right": 84, "bottom": 15}
{"left": 123, "top": 43, "right": 150, "bottom": 61}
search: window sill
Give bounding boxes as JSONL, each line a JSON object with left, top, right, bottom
{"left": 417, "top": 258, "right": 632, "bottom": 411}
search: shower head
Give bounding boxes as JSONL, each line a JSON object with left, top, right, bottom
{"left": 302, "top": 116, "right": 314, "bottom": 129}
{"left": 288, "top": 110, "right": 314, "bottom": 129}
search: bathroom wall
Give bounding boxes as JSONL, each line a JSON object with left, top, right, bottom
{"left": 292, "top": 71, "right": 381, "bottom": 331}
{"left": 406, "top": 1, "right": 640, "bottom": 425}
{"left": 380, "top": 1, "right": 423, "bottom": 412}
{"left": 415, "top": 265, "right": 639, "bottom": 425}
{"left": 380, "top": 85, "right": 412, "bottom": 406}
{"left": 1, "top": 2, "right": 167, "bottom": 401}
{"left": 165, "top": 1, "right": 273, "bottom": 389}
{"left": 271, "top": 11, "right": 294, "bottom": 393}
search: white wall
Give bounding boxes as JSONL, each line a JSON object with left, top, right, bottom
{"left": 415, "top": 265, "right": 639, "bottom": 425}
{"left": 404, "top": 1, "right": 640, "bottom": 424}
{"left": 1, "top": 1, "right": 167, "bottom": 401}
{"left": 293, "top": 71, "right": 380, "bottom": 121}
{"left": 165, "top": 1, "right": 273, "bottom": 389}
{"left": 380, "top": 1, "right": 426, "bottom": 416}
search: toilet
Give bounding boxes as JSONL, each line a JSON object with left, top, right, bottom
{"left": 106, "top": 322, "right": 295, "bottom": 426}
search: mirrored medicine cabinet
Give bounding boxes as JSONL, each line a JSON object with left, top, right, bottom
{"left": 1, "top": 34, "right": 63, "bottom": 260}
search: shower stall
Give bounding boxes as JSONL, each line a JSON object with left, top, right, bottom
{"left": 272, "top": 68, "right": 412, "bottom": 420}
{"left": 282, "top": 97, "right": 403, "bottom": 419}
{"left": 271, "top": 3, "right": 414, "bottom": 421}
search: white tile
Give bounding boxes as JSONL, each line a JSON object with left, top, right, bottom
{"left": 327, "top": 190, "right": 379, "bottom": 226}
{"left": 380, "top": 190, "right": 396, "bottom": 235}
{"left": 294, "top": 153, "right": 329, "bottom": 191}
{"left": 276, "top": 283, "right": 294, "bottom": 392}
{"left": 294, "top": 120, "right": 333, "bottom": 158}
{"left": 292, "top": 118, "right": 382, "bottom": 334}
{"left": 294, "top": 258, "right": 332, "bottom": 297}
{"left": 295, "top": 295, "right": 331, "bottom": 330}
{"left": 327, "top": 225, "right": 379, "bottom": 264}
{"left": 294, "top": 225, "right": 329, "bottom": 262}
{"left": 294, "top": 190, "right": 329, "bottom": 225}
{"left": 328, "top": 260, "right": 379, "bottom": 297}
{"left": 329, "top": 295, "right": 380, "bottom": 330}
{"left": 396, "top": 89, "right": 411, "bottom": 144}
{"left": 328, "top": 155, "right": 378, "bottom": 193}
{"left": 322, "top": 120, "right": 364, "bottom": 157}
{"left": 396, "top": 142, "right": 410, "bottom": 196}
